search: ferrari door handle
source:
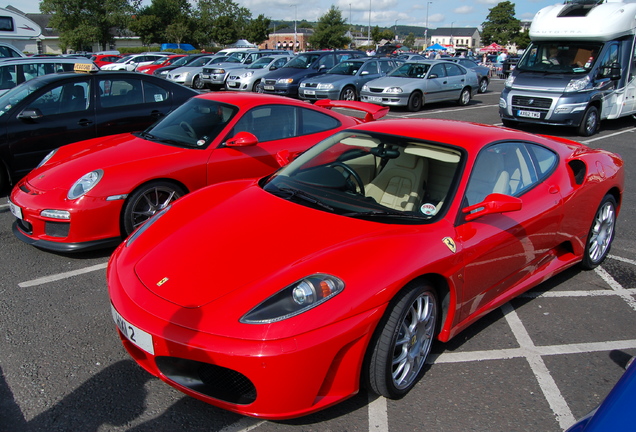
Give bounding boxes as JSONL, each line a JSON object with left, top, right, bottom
{"left": 548, "top": 185, "right": 560, "bottom": 194}
{"left": 77, "top": 119, "right": 93, "bottom": 126}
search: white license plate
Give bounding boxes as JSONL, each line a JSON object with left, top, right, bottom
{"left": 8, "top": 200, "right": 22, "bottom": 220}
{"left": 304, "top": 90, "right": 315, "bottom": 95}
{"left": 518, "top": 110, "right": 540, "bottom": 119}
{"left": 111, "top": 305, "right": 154, "bottom": 355}
{"left": 264, "top": 85, "right": 274, "bottom": 90}
{"left": 368, "top": 96, "right": 383, "bottom": 103}
{"left": 201, "top": 74, "right": 210, "bottom": 79}
{"left": 227, "top": 82, "right": 238, "bottom": 88}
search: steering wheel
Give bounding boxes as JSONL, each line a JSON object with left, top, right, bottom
{"left": 330, "top": 162, "right": 365, "bottom": 194}
{"left": 180, "top": 121, "right": 196, "bottom": 138}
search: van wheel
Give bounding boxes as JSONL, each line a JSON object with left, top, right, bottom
{"left": 578, "top": 106, "right": 599, "bottom": 136}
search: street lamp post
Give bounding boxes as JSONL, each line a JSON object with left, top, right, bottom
{"left": 367, "top": 0, "right": 371, "bottom": 46}
{"left": 293, "top": 4, "right": 298, "bottom": 53}
{"left": 425, "top": 2, "right": 432, "bottom": 49}
{"left": 394, "top": 19, "right": 399, "bottom": 42}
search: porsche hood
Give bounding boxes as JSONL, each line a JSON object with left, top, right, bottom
{"left": 133, "top": 185, "right": 392, "bottom": 308}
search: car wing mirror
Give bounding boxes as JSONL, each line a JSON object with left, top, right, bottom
{"left": 428, "top": 74, "right": 438, "bottom": 79}
{"left": 275, "top": 149, "right": 302, "bottom": 167}
{"left": 225, "top": 131, "right": 259, "bottom": 147}
{"left": 462, "top": 193, "right": 522, "bottom": 222}
{"left": 269, "top": 65, "right": 278, "bottom": 70}
{"left": 17, "top": 108, "right": 43, "bottom": 121}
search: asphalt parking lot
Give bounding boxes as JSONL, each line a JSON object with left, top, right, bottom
{"left": 0, "top": 79, "right": 635, "bottom": 432}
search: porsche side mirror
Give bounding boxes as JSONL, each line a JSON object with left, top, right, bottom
{"left": 17, "top": 108, "right": 43, "bottom": 121}
{"left": 462, "top": 193, "right": 522, "bottom": 222}
{"left": 275, "top": 149, "right": 301, "bottom": 167}
{"left": 225, "top": 131, "right": 258, "bottom": 147}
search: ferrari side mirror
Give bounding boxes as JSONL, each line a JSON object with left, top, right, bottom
{"left": 462, "top": 193, "right": 522, "bottom": 222}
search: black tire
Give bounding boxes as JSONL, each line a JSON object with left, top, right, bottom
{"left": 251, "top": 79, "right": 261, "bottom": 93}
{"left": 457, "top": 87, "right": 471, "bottom": 106}
{"left": 577, "top": 106, "right": 599, "bottom": 137}
{"left": 122, "top": 181, "right": 186, "bottom": 236}
{"left": 407, "top": 92, "right": 423, "bottom": 112}
{"left": 478, "top": 78, "right": 488, "bottom": 94}
{"left": 364, "top": 280, "right": 438, "bottom": 399}
{"left": 579, "top": 194, "right": 617, "bottom": 269}
{"left": 192, "top": 75, "right": 205, "bottom": 90}
{"left": 339, "top": 86, "right": 357, "bottom": 101}
{"left": 501, "top": 118, "right": 518, "bottom": 128}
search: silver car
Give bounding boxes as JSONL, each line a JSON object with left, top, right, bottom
{"left": 166, "top": 55, "right": 227, "bottom": 89}
{"left": 225, "top": 55, "right": 292, "bottom": 92}
{"left": 442, "top": 58, "right": 490, "bottom": 93}
{"left": 360, "top": 60, "right": 479, "bottom": 111}
{"left": 298, "top": 57, "right": 398, "bottom": 101}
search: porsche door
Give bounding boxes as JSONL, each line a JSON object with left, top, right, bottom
{"left": 456, "top": 141, "right": 562, "bottom": 321}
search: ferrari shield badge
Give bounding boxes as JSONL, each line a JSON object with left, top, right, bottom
{"left": 156, "top": 277, "right": 169, "bottom": 287}
{"left": 442, "top": 237, "right": 456, "bottom": 253}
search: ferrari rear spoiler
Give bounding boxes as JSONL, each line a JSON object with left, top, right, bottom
{"left": 314, "top": 99, "right": 389, "bottom": 123}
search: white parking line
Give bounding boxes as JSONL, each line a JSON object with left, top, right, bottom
{"left": 368, "top": 395, "right": 389, "bottom": 432}
{"left": 581, "top": 127, "right": 636, "bottom": 144}
{"left": 18, "top": 263, "right": 107, "bottom": 287}
{"left": 386, "top": 104, "right": 500, "bottom": 118}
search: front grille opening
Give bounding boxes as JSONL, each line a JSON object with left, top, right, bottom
{"left": 17, "top": 219, "right": 33, "bottom": 234}
{"left": 155, "top": 356, "right": 257, "bottom": 405}
{"left": 45, "top": 221, "right": 70, "bottom": 237}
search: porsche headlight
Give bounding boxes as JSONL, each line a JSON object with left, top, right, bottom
{"left": 241, "top": 274, "right": 344, "bottom": 324}
{"left": 37, "top": 149, "right": 58, "bottom": 168}
{"left": 68, "top": 170, "right": 103, "bottom": 200}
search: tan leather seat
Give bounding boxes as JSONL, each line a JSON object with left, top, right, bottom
{"left": 365, "top": 153, "right": 428, "bottom": 211}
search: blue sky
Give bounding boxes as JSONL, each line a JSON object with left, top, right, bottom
{"left": 8, "top": 0, "right": 560, "bottom": 30}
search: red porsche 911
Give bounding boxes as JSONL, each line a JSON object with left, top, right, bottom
{"left": 107, "top": 119, "right": 623, "bottom": 419}
{"left": 8, "top": 92, "right": 387, "bottom": 252}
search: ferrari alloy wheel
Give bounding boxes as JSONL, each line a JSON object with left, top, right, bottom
{"left": 365, "top": 281, "right": 438, "bottom": 398}
{"left": 339, "top": 86, "right": 357, "bottom": 101}
{"left": 457, "top": 87, "right": 471, "bottom": 106}
{"left": 580, "top": 194, "right": 617, "bottom": 269}
{"left": 407, "top": 92, "right": 423, "bottom": 112}
{"left": 578, "top": 106, "right": 599, "bottom": 137}
{"left": 122, "top": 181, "right": 186, "bottom": 236}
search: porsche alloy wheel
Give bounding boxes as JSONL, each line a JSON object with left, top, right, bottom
{"left": 580, "top": 194, "right": 617, "bottom": 269}
{"left": 122, "top": 181, "right": 186, "bottom": 236}
{"left": 365, "top": 281, "right": 438, "bottom": 398}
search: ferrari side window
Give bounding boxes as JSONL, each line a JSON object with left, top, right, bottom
{"left": 526, "top": 144, "right": 558, "bottom": 179}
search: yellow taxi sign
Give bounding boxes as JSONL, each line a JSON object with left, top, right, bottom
{"left": 74, "top": 62, "right": 97, "bottom": 72}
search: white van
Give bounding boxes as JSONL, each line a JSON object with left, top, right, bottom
{"left": 0, "top": 57, "right": 95, "bottom": 94}
{"left": 499, "top": 0, "right": 636, "bottom": 136}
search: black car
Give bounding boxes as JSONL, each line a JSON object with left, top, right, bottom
{"left": 0, "top": 70, "right": 196, "bottom": 192}
{"left": 259, "top": 50, "right": 366, "bottom": 98}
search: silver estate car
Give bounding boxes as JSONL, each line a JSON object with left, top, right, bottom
{"left": 360, "top": 60, "right": 479, "bottom": 112}
{"left": 225, "top": 55, "right": 292, "bottom": 92}
{"left": 166, "top": 55, "right": 227, "bottom": 89}
{"left": 298, "top": 57, "right": 398, "bottom": 101}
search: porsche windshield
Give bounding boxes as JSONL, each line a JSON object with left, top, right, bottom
{"left": 142, "top": 98, "right": 238, "bottom": 148}
{"left": 263, "top": 130, "right": 463, "bottom": 223}
{"left": 516, "top": 41, "right": 603, "bottom": 74}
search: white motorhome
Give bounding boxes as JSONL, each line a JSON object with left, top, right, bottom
{"left": 499, "top": 0, "right": 636, "bottom": 136}
{"left": 0, "top": 8, "right": 40, "bottom": 55}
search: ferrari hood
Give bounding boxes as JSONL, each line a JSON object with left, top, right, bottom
{"left": 134, "top": 185, "right": 392, "bottom": 308}
{"left": 27, "top": 134, "right": 187, "bottom": 191}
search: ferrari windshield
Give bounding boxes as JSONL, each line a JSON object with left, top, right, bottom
{"left": 516, "top": 41, "right": 603, "bottom": 74}
{"left": 142, "top": 98, "right": 238, "bottom": 148}
{"left": 263, "top": 130, "right": 463, "bottom": 223}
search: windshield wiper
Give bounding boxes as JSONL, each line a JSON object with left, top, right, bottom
{"left": 274, "top": 187, "right": 335, "bottom": 211}
{"left": 342, "top": 209, "right": 427, "bottom": 219}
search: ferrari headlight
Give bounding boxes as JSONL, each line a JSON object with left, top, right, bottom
{"left": 37, "top": 149, "right": 58, "bottom": 168}
{"left": 384, "top": 87, "right": 403, "bottom": 94}
{"left": 241, "top": 274, "right": 344, "bottom": 324}
{"left": 68, "top": 170, "right": 103, "bottom": 200}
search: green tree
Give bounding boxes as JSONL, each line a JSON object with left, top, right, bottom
{"left": 308, "top": 6, "right": 350, "bottom": 49}
{"left": 403, "top": 32, "right": 416, "bottom": 48}
{"left": 481, "top": 1, "right": 520, "bottom": 46}
{"left": 371, "top": 26, "right": 394, "bottom": 44}
{"left": 243, "top": 14, "right": 271, "bottom": 45}
{"left": 194, "top": 0, "right": 251, "bottom": 46}
{"left": 40, "top": 0, "right": 135, "bottom": 51}
{"left": 130, "top": 0, "right": 193, "bottom": 46}
{"left": 514, "top": 30, "right": 531, "bottom": 50}
{"left": 128, "top": 14, "right": 163, "bottom": 47}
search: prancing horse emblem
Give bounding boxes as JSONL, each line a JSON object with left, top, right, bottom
{"left": 156, "top": 277, "right": 169, "bottom": 287}
{"left": 442, "top": 237, "right": 456, "bottom": 253}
